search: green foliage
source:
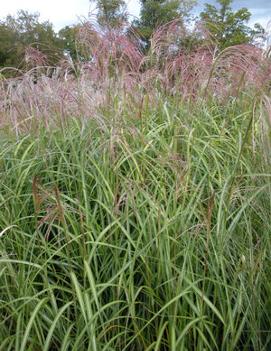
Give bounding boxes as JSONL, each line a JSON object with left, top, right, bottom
{"left": 0, "top": 24, "right": 18, "bottom": 68}
{"left": 0, "top": 97, "right": 270, "bottom": 349}
{"left": 200, "top": 0, "right": 264, "bottom": 49}
{"left": 58, "top": 25, "right": 80, "bottom": 60}
{"left": 134, "top": 0, "right": 195, "bottom": 44}
{"left": 90, "top": 0, "right": 127, "bottom": 28}
{"left": 0, "top": 10, "right": 62, "bottom": 72}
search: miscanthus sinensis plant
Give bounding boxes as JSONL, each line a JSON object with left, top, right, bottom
{"left": 0, "top": 20, "right": 270, "bottom": 351}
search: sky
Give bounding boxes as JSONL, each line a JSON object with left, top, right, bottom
{"left": 0, "top": 0, "right": 270, "bottom": 31}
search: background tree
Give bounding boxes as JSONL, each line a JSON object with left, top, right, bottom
{"left": 90, "top": 0, "right": 127, "bottom": 28}
{"left": 200, "top": 0, "right": 264, "bottom": 49}
{"left": 0, "top": 10, "right": 62, "bottom": 73}
{"left": 0, "top": 23, "right": 18, "bottom": 68}
{"left": 134, "top": 0, "right": 195, "bottom": 44}
{"left": 58, "top": 25, "right": 80, "bottom": 60}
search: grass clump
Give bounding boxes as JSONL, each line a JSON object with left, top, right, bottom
{"left": 0, "top": 97, "right": 270, "bottom": 350}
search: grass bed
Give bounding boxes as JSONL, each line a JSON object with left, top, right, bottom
{"left": 0, "top": 98, "right": 270, "bottom": 350}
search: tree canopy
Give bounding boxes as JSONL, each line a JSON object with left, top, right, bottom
{"left": 0, "top": 10, "right": 61, "bottom": 71}
{"left": 90, "top": 0, "right": 127, "bottom": 28}
{"left": 200, "top": 0, "right": 264, "bottom": 49}
{"left": 134, "top": 0, "right": 195, "bottom": 44}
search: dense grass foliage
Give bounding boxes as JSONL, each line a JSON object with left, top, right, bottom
{"left": 0, "top": 98, "right": 270, "bottom": 350}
